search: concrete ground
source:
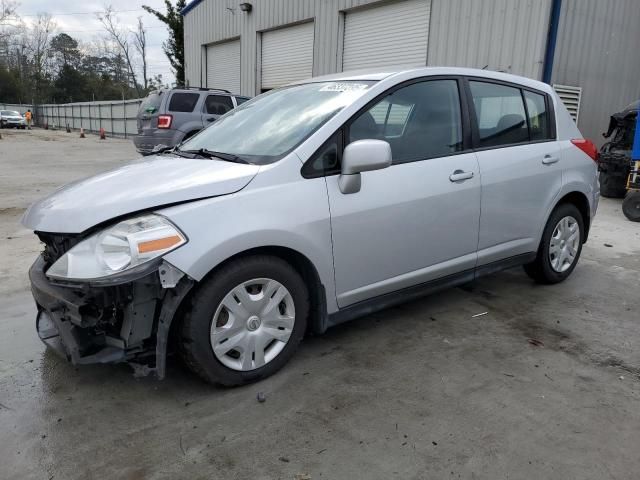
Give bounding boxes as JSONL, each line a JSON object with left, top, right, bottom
{"left": 1, "top": 128, "right": 639, "bottom": 480}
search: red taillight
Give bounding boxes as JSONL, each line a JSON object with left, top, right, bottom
{"left": 571, "top": 138, "right": 598, "bottom": 162}
{"left": 157, "top": 114, "right": 172, "bottom": 129}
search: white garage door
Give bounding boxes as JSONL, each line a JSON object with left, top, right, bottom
{"left": 206, "top": 40, "right": 240, "bottom": 93}
{"left": 343, "top": 0, "right": 430, "bottom": 71}
{"left": 261, "top": 22, "right": 314, "bottom": 90}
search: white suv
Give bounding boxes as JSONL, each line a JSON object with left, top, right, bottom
{"left": 23, "top": 67, "right": 599, "bottom": 386}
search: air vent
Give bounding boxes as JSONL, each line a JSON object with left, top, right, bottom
{"left": 553, "top": 84, "right": 582, "bottom": 124}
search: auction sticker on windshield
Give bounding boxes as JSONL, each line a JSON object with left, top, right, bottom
{"left": 319, "top": 83, "right": 371, "bottom": 92}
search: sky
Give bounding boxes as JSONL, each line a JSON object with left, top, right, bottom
{"left": 16, "top": 0, "right": 176, "bottom": 84}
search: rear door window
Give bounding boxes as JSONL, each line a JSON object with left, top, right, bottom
{"left": 168, "top": 92, "right": 200, "bottom": 112}
{"left": 469, "top": 81, "right": 528, "bottom": 147}
{"left": 204, "top": 95, "right": 234, "bottom": 115}
{"left": 235, "top": 96, "right": 250, "bottom": 106}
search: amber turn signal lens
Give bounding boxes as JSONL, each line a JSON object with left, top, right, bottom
{"left": 137, "top": 235, "right": 183, "bottom": 254}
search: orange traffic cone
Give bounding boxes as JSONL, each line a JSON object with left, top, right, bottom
{"left": 79, "top": 128, "right": 85, "bottom": 138}
{"left": 99, "top": 128, "right": 106, "bottom": 140}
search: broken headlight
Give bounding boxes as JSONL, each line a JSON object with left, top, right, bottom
{"left": 46, "top": 214, "right": 186, "bottom": 281}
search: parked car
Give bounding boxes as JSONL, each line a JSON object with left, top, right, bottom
{"left": 133, "top": 87, "right": 250, "bottom": 155}
{"left": 23, "top": 67, "right": 599, "bottom": 386}
{"left": 0, "top": 110, "right": 26, "bottom": 129}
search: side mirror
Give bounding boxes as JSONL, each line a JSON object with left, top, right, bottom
{"left": 339, "top": 139, "right": 392, "bottom": 194}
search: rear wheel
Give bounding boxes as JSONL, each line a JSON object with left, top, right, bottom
{"left": 622, "top": 191, "right": 640, "bottom": 222}
{"left": 524, "top": 203, "right": 584, "bottom": 284}
{"left": 178, "top": 255, "right": 309, "bottom": 386}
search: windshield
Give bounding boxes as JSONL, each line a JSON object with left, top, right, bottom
{"left": 181, "top": 81, "right": 375, "bottom": 164}
{"left": 1, "top": 110, "right": 21, "bottom": 116}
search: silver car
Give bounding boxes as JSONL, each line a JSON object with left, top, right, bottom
{"left": 0, "top": 110, "right": 26, "bottom": 129}
{"left": 22, "top": 67, "right": 599, "bottom": 385}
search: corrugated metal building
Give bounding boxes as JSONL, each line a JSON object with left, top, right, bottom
{"left": 182, "top": 0, "right": 640, "bottom": 144}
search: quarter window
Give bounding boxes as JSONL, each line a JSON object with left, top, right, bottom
{"left": 524, "top": 90, "right": 551, "bottom": 141}
{"left": 301, "top": 133, "right": 341, "bottom": 177}
{"left": 470, "top": 81, "right": 528, "bottom": 147}
{"left": 204, "top": 95, "right": 233, "bottom": 115}
{"left": 168, "top": 92, "right": 199, "bottom": 112}
{"left": 349, "top": 80, "right": 463, "bottom": 163}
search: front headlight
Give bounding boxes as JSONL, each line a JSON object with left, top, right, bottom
{"left": 46, "top": 214, "right": 187, "bottom": 281}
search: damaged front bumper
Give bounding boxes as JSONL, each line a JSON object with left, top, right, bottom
{"left": 29, "top": 255, "right": 194, "bottom": 378}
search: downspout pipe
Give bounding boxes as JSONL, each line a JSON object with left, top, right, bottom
{"left": 542, "top": 0, "right": 563, "bottom": 84}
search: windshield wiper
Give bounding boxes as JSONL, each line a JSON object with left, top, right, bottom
{"left": 178, "top": 148, "right": 249, "bottom": 164}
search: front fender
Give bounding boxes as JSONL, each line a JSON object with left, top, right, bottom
{"left": 158, "top": 166, "right": 337, "bottom": 313}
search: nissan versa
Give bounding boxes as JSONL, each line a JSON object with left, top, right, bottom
{"left": 22, "top": 67, "right": 599, "bottom": 386}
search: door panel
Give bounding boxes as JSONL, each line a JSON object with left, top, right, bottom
{"left": 475, "top": 143, "right": 561, "bottom": 264}
{"left": 327, "top": 154, "right": 481, "bottom": 307}
{"left": 327, "top": 79, "right": 480, "bottom": 308}
{"left": 468, "top": 80, "right": 562, "bottom": 264}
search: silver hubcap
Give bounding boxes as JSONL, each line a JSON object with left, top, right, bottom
{"left": 210, "top": 278, "right": 295, "bottom": 371}
{"left": 549, "top": 216, "right": 580, "bottom": 273}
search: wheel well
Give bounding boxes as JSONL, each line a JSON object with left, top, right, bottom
{"left": 169, "top": 246, "right": 327, "bottom": 345}
{"left": 557, "top": 191, "right": 591, "bottom": 242}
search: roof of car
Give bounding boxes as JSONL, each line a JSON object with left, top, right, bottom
{"left": 297, "top": 66, "right": 552, "bottom": 93}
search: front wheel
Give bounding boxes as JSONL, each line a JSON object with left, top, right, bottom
{"left": 524, "top": 203, "right": 584, "bottom": 284}
{"left": 178, "top": 255, "right": 309, "bottom": 386}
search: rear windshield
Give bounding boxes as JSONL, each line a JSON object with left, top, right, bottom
{"left": 168, "top": 92, "right": 199, "bottom": 112}
{"left": 139, "top": 92, "right": 163, "bottom": 115}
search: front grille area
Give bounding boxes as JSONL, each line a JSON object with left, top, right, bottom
{"left": 37, "top": 232, "right": 82, "bottom": 265}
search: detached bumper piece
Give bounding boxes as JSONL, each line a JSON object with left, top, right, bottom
{"left": 29, "top": 256, "right": 193, "bottom": 378}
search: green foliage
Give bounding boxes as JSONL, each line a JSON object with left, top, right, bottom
{"left": 142, "top": 0, "right": 186, "bottom": 85}
{"left": 0, "top": 32, "right": 146, "bottom": 104}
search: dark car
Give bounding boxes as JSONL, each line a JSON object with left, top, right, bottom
{"left": 133, "top": 87, "right": 250, "bottom": 155}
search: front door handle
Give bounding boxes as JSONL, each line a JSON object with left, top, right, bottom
{"left": 449, "top": 170, "right": 474, "bottom": 182}
{"left": 542, "top": 154, "right": 560, "bottom": 165}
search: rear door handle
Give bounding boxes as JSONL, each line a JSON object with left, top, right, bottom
{"left": 449, "top": 170, "right": 474, "bottom": 182}
{"left": 206, "top": 117, "right": 216, "bottom": 122}
{"left": 542, "top": 154, "right": 560, "bottom": 165}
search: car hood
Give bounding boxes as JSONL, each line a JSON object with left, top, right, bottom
{"left": 5, "top": 116, "right": 24, "bottom": 121}
{"left": 22, "top": 154, "right": 261, "bottom": 233}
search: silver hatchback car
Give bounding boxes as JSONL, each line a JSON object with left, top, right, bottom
{"left": 23, "top": 67, "right": 599, "bottom": 385}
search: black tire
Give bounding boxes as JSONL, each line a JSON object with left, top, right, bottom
{"left": 523, "top": 203, "right": 584, "bottom": 284}
{"left": 178, "top": 255, "right": 309, "bottom": 386}
{"left": 599, "top": 171, "right": 627, "bottom": 198}
{"left": 622, "top": 191, "right": 640, "bottom": 222}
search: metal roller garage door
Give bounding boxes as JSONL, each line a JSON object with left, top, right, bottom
{"left": 261, "top": 22, "right": 314, "bottom": 90}
{"left": 343, "top": 0, "right": 430, "bottom": 71}
{"left": 206, "top": 40, "right": 240, "bottom": 93}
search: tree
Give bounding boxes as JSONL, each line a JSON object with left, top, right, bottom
{"left": 142, "top": 0, "right": 185, "bottom": 85}
{"left": 97, "top": 6, "right": 140, "bottom": 97}
{"left": 23, "top": 14, "right": 56, "bottom": 103}
{"left": 133, "top": 17, "right": 148, "bottom": 90}
{"left": 0, "top": 0, "right": 19, "bottom": 41}
{"left": 50, "top": 33, "right": 80, "bottom": 70}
